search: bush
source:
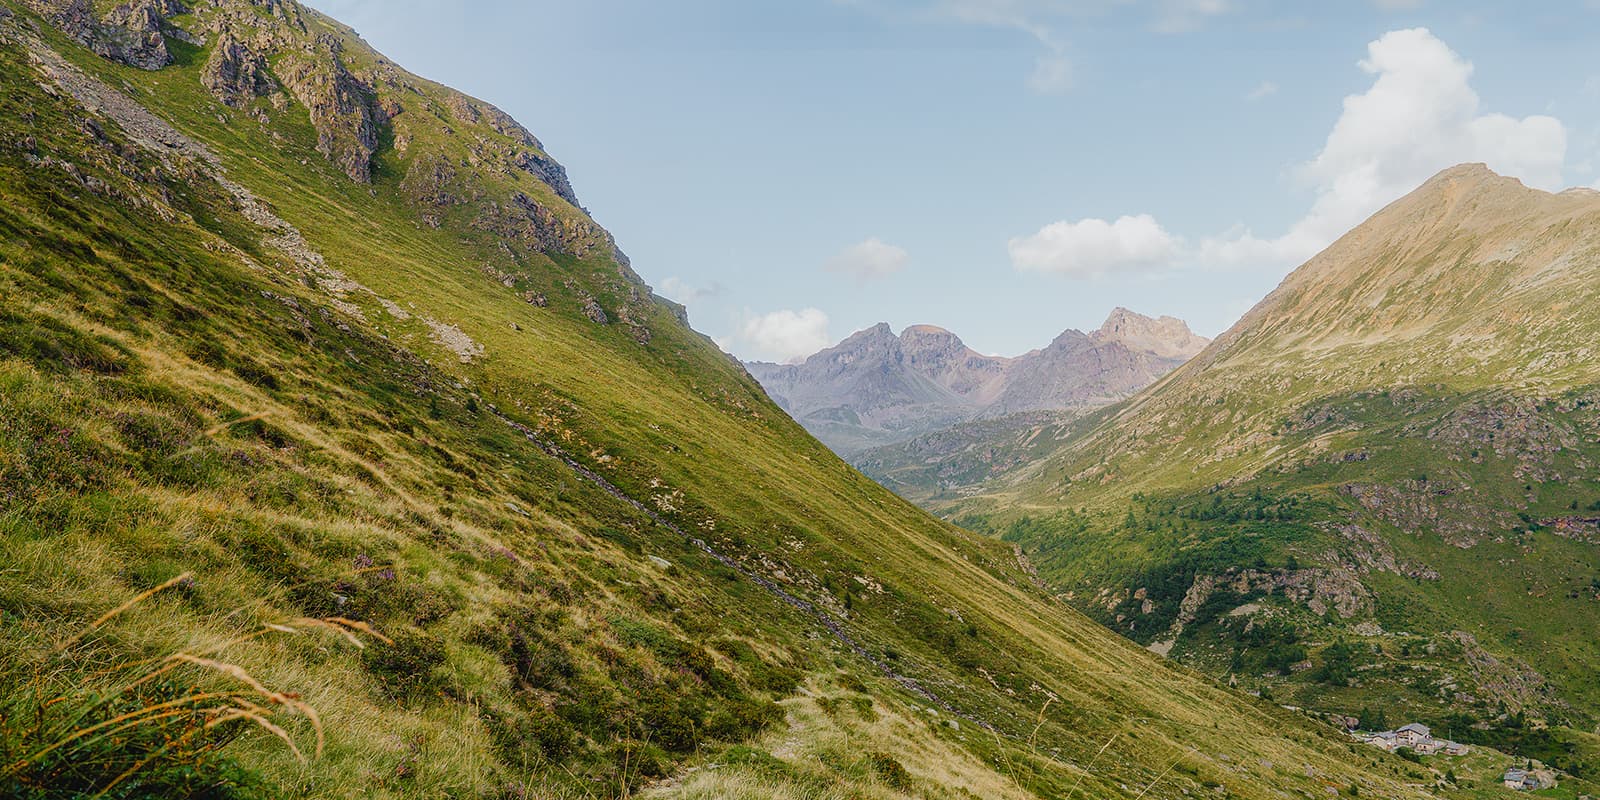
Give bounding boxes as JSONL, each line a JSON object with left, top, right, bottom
{"left": 868, "top": 751, "right": 914, "bottom": 791}
{"left": 361, "top": 627, "right": 447, "bottom": 699}
{"left": 490, "top": 709, "right": 577, "bottom": 763}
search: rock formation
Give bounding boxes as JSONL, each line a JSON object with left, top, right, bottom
{"left": 747, "top": 309, "right": 1209, "bottom": 455}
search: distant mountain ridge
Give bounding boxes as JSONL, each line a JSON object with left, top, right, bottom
{"left": 745, "top": 309, "right": 1208, "bottom": 455}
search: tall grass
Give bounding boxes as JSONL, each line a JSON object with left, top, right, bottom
{"left": 0, "top": 572, "right": 385, "bottom": 799}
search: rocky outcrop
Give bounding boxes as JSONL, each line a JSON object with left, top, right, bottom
{"left": 1092, "top": 307, "right": 1210, "bottom": 360}
{"left": 472, "top": 191, "right": 612, "bottom": 258}
{"left": 20, "top": 0, "right": 179, "bottom": 70}
{"left": 400, "top": 153, "right": 468, "bottom": 208}
{"left": 1341, "top": 481, "right": 1518, "bottom": 548}
{"left": 1445, "top": 631, "right": 1558, "bottom": 712}
{"left": 445, "top": 93, "right": 581, "bottom": 208}
{"left": 276, "top": 33, "right": 385, "bottom": 183}
{"left": 201, "top": 31, "right": 277, "bottom": 107}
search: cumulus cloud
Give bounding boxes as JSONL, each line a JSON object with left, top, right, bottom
{"left": 1018, "top": 28, "right": 1569, "bottom": 280}
{"left": 825, "top": 238, "right": 910, "bottom": 282}
{"left": 1008, "top": 214, "right": 1182, "bottom": 278}
{"left": 735, "top": 308, "right": 832, "bottom": 363}
{"left": 1200, "top": 27, "right": 1566, "bottom": 268}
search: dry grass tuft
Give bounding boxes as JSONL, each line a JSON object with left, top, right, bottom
{"left": 1, "top": 569, "right": 380, "bottom": 798}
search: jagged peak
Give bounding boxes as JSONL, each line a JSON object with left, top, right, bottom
{"left": 817, "top": 323, "right": 895, "bottom": 355}
{"left": 1091, "top": 307, "right": 1210, "bottom": 360}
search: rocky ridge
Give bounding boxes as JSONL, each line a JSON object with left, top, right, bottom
{"left": 747, "top": 308, "right": 1209, "bottom": 456}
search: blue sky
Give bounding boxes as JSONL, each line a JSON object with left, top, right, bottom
{"left": 307, "top": 0, "right": 1600, "bottom": 361}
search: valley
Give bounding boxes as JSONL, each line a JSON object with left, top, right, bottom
{"left": 0, "top": 1, "right": 1477, "bottom": 798}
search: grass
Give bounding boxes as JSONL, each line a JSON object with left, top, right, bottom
{"left": 644, "top": 675, "right": 1040, "bottom": 800}
{"left": 0, "top": 572, "right": 389, "bottom": 799}
{"left": 0, "top": 1, "right": 1480, "bottom": 797}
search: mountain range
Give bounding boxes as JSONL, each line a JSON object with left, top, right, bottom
{"left": 747, "top": 309, "right": 1209, "bottom": 456}
{"left": 0, "top": 1, "right": 1463, "bottom": 799}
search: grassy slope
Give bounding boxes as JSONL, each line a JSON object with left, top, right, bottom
{"left": 941, "top": 168, "right": 1600, "bottom": 787}
{"left": 0, "top": 2, "right": 1460, "bottom": 798}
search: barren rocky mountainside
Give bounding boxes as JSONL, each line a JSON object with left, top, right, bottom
{"left": 943, "top": 164, "right": 1600, "bottom": 787}
{"left": 746, "top": 308, "right": 1208, "bottom": 456}
{"left": 0, "top": 1, "right": 1465, "bottom": 798}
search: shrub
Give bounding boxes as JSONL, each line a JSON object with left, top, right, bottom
{"left": 361, "top": 627, "right": 447, "bottom": 699}
{"left": 490, "top": 709, "right": 577, "bottom": 763}
{"left": 868, "top": 751, "right": 913, "bottom": 791}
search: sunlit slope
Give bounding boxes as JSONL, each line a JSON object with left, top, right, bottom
{"left": 994, "top": 164, "right": 1600, "bottom": 507}
{"left": 0, "top": 2, "right": 1448, "bottom": 798}
{"left": 949, "top": 164, "right": 1600, "bottom": 786}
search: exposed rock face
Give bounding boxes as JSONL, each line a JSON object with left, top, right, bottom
{"left": 1093, "top": 306, "right": 1211, "bottom": 360}
{"left": 20, "top": 0, "right": 178, "bottom": 70}
{"left": 472, "top": 191, "right": 614, "bottom": 259}
{"left": 989, "top": 324, "right": 1201, "bottom": 415}
{"left": 445, "top": 93, "right": 581, "bottom": 208}
{"left": 201, "top": 31, "right": 277, "bottom": 107}
{"left": 747, "top": 310, "right": 1209, "bottom": 456}
{"left": 276, "top": 33, "right": 384, "bottom": 183}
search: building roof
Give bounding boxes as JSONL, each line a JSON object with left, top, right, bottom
{"left": 1397, "top": 723, "right": 1430, "bottom": 734}
{"left": 1504, "top": 768, "right": 1527, "bottom": 780}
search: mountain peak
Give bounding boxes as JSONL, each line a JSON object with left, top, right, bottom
{"left": 848, "top": 322, "right": 896, "bottom": 343}
{"left": 1092, "top": 308, "right": 1210, "bottom": 360}
{"left": 898, "top": 324, "right": 967, "bottom": 353}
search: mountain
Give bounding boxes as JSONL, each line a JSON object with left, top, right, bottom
{"left": 746, "top": 309, "right": 1208, "bottom": 456}
{"left": 0, "top": 2, "right": 1455, "bottom": 799}
{"left": 945, "top": 164, "right": 1600, "bottom": 785}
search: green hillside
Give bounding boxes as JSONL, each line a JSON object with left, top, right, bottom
{"left": 945, "top": 166, "right": 1600, "bottom": 790}
{"left": 0, "top": 1, "right": 1476, "bottom": 798}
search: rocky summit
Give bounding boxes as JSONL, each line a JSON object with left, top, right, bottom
{"left": 746, "top": 308, "right": 1208, "bottom": 456}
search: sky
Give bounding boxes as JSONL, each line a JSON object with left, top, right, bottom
{"left": 306, "top": 0, "right": 1600, "bottom": 362}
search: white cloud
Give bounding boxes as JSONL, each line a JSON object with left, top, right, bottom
{"left": 1008, "top": 214, "right": 1182, "bottom": 278}
{"left": 735, "top": 308, "right": 832, "bottom": 363}
{"left": 1245, "top": 80, "right": 1278, "bottom": 101}
{"left": 1201, "top": 27, "right": 1566, "bottom": 268}
{"left": 1017, "top": 28, "right": 1568, "bottom": 278}
{"left": 824, "top": 238, "right": 910, "bottom": 282}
